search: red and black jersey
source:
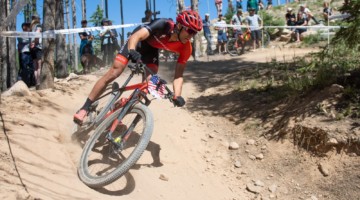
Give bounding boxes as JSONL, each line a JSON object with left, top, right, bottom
{"left": 143, "top": 18, "right": 192, "bottom": 64}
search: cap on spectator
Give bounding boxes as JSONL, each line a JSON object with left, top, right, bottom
{"left": 287, "top": 7, "right": 293, "bottom": 12}
{"left": 81, "top": 19, "right": 88, "bottom": 24}
{"left": 237, "top": 9, "right": 243, "bottom": 13}
{"left": 299, "top": 4, "right": 305, "bottom": 7}
{"left": 101, "top": 18, "right": 109, "bottom": 25}
{"left": 31, "top": 14, "right": 40, "bottom": 20}
{"left": 205, "top": 13, "right": 210, "bottom": 16}
{"left": 248, "top": 7, "right": 255, "bottom": 11}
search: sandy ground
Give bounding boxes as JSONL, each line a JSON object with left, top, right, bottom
{"left": 2, "top": 46, "right": 359, "bottom": 200}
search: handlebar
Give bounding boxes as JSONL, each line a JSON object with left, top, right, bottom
{"left": 128, "top": 63, "right": 176, "bottom": 103}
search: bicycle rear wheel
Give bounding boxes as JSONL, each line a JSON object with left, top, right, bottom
{"left": 226, "top": 38, "right": 240, "bottom": 56}
{"left": 78, "top": 103, "right": 154, "bottom": 188}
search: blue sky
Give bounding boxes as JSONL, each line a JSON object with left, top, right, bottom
{"left": 16, "top": 0, "right": 291, "bottom": 36}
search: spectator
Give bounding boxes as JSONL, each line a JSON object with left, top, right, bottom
{"left": 299, "top": 4, "right": 319, "bottom": 25}
{"left": 285, "top": 7, "right": 297, "bottom": 26}
{"left": 247, "top": 0, "right": 259, "bottom": 14}
{"left": 142, "top": 9, "right": 153, "bottom": 23}
{"left": 79, "top": 19, "right": 103, "bottom": 74}
{"left": 203, "top": 13, "right": 214, "bottom": 55}
{"left": 79, "top": 19, "right": 94, "bottom": 57}
{"left": 17, "top": 22, "right": 35, "bottom": 87}
{"left": 258, "top": 0, "right": 264, "bottom": 10}
{"left": 236, "top": 0, "right": 243, "bottom": 10}
{"left": 231, "top": 9, "right": 245, "bottom": 53}
{"left": 323, "top": 2, "right": 332, "bottom": 21}
{"left": 214, "top": 14, "right": 227, "bottom": 54}
{"left": 100, "top": 18, "right": 117, "bottom": 66}
{"left": 215, "top": 0, "right": 223, "bottom": 17}
{"left": 108, "top": 20, "right": 121, "bottom": 52}
{"left": 245, "top": 8, "right": 263, "bottom": 51}
{"left": 30, "top": 14, "right": 42, "bottom": 90}
{"left": 266, "top": 0, "right": 273, "bottom": 10}
{"left": 292, "top": 11, "right": 308, "bottom": 42}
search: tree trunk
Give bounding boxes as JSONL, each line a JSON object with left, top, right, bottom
{"left": 190, "top": 0, "right": 200, "bottom": 60}
{"left": 8, "top": 0, "right": 17, "bottom": 87}
{"left": 31, "top": 0, "right": 36, "bottom": 15}
{"left": 71, "top": 0, "right": 78, "bottom": 72}
{"left": 65, "top": 0, "right": 74, "bottom": 71}
{"left": 81, "top": 0, "right": 86, "bottom": 20}
{"left": 120, "top": 0, "right": 124, "bottom": 46}
{"left": 40, "top": 0, "right": 56, "bottom": 89}
{"left": 177, "top": 0, "right": 185, "bottom": 13}
{"left": 0, "top": 0, "right": 7, "bottom": 92}
{"left": 55, "top": 0, "right": 67, "bottom": 78}
{"left": 1, "top": 0, "right": 8, "bottom": 91}
{"left": 146, "top": 0, "right": 150, "bottom": 10}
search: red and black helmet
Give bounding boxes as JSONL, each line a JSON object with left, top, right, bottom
{"left": 176, "top": 10, "right": 203, "bottom": 32}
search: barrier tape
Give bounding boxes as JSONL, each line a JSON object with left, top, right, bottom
{"left": 0, "top": 22, "right": 146, "bottom": 38}
{"left": 212, "top": 23, "right": 343, "bottom": 29}
{"left": 0, "top": 22, "right": 344, "bottom": 38}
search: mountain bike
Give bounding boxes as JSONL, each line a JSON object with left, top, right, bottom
{"left": 77, "top": 63, "right": 176, "bottom": 188}
{"left": 226, "top": 28, "right": 270, "bottom": 56}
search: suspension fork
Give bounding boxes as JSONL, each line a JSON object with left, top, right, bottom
{"left": 106, "top": 89, "right": 151, "bottom": 148}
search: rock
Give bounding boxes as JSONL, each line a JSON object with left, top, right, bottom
{"left": 318, "top": 163, "right": 330, "bottom": 177}
{"left": 279, "top": 35, "right": 291, "bottom": 42}
{"left": 246, "top": 183, "right": 263, "bottom": 194}
{"left": 326, "top": 138, "right": 338, "bottom": 145}
{"left": 328, "top": 84, "right": 344, "bottom": 94}
{"left": 229, "top": 142, "right": 240, "bottom": 150}
{"left": 349, "top": 153, "right": 357, "bottom": 157}
{"left": 256, "top": 153, "right": 264, "bottom": 160}
{"left": 254, "top": 180, "right": 265, "bottom": 187}
{"left": 66, "top": 73, "right": 79, "bottom": 81}
{"left": 159, "top": 174, "right": 169, "bottom": 181}
{"left": 2, "top": 81, "right": 31, "bottom": 97}
{"left": 234, "top": 160, "right": 242, "bottom": 168}
{"left": 306, "top": 196, "right": 318, "bottom": 200}
{"left": 247, "top": 139, "right": 256, "bottom": 145}
{"left": 248, "top": 155, "right": 256, "bottom": 160}
{"left": 261, "top": 145, "right": 267, "bottom": 150}
{"left": 268, "top": 184, "right": 277, "bottom": 193}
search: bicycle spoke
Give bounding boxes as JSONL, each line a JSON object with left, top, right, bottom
{"left": 83, "top": 112, "right": 146, "bottom": 179}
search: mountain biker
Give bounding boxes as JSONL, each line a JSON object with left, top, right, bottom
{"left": 73, "top": 10, "right": 203, "bottom": 125}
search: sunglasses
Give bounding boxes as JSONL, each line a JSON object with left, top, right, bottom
{"left": 183, "top": 26, "right": 198, "bottom": 35}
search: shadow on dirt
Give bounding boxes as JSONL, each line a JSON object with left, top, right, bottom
{"left": 159, "top": 58, "right": 357, "bottom": 144}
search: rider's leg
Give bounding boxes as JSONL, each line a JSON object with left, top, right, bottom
{"left": 74, "top": 54, "right": 128, "bottom": 125}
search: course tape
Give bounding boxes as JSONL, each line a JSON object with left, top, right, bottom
{"left": 212, "top": 23, "right": 343, "bottom": 29}
{"left": 0, "top": 22, "right": 146, "bottom": 38}
{"left": 0, "top": 22, "right": 343, "bottom": 38}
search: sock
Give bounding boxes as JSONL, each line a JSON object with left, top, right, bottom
{"left": 81, "top": 98, "right": 93, "bottom": 111}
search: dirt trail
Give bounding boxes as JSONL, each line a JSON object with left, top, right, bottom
{"left": 0, "top": 47, "right": 325, "bottom": 200}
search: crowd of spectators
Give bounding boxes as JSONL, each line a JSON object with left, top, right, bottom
{"left": 17, "top": 14, "right": 42, "bottom": 89}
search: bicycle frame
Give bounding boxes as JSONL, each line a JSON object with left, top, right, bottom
{"left": 93, "top": 64, "right": 173, "bottom": 150}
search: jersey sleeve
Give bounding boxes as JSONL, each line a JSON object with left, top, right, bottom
{"left": 144, "top": 18, "right": 173, "bottom": 36}
{"left": 177, "top": 41, "right": 192, "bottom": 64}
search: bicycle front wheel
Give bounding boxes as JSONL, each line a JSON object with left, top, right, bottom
{"left": 226, "top": 38, "right": 239, "bottom": 56}
{"left": 78, "top": 103, "right": 154, "bottom": 188}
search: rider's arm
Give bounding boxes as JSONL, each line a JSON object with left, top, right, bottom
{"left": 173, "top": 63, "right": 186, "bottom": 97}
{"left": 127, "top": 27, "right": 150, "bottom": 50}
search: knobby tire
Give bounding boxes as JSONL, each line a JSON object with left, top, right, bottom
{"left": 78, "top": 103, "right": 154, "bottom": 188}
